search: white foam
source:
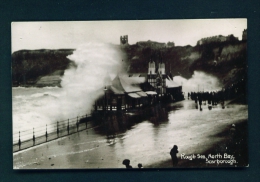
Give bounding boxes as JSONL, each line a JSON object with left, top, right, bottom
{"left": 13, "top": 42, "right": 123, "bottom": 139}
{"left": 174, "top": 71, "right": 222, "bottom": 93}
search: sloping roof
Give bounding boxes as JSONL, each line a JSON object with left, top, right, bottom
{"left": 122, "top": 75, "right": 145, "bottom": 85}
{"left": 145, "top": 91, "right": 157, "bottom": 95}
{"left": 128, "top": 93, "right": 141, "bottom": 98}
{"left": 131, "top": 74, "right": 141, "bottom": 77}
{"left": 129, "top": 73, "right": 148, "bottom": 77}
{"left": 96, "top": 85, "right": 124, "bottom": 96}
{"left": 111, "top": 75, "right": 126, "bottom": 93}
{"left": 136, "top": 91, "right": 148, "bottom": 97}
{"left": 110, "top": 85, "right": 125, "bottom": 95}
{"left": 166, "top": 79, "right": 181, "bottom": 88}
{"left": 112, "top": 74, "right": 143, "bottom": 93}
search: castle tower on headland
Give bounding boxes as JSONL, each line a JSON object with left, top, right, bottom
{"left": 120, "top": 35, "right": 129, "bottom": 47}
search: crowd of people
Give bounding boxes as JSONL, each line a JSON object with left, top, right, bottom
{"left": 187, "top": 79, "right": 246, "bottom": 110}
{"left": 188, "top": 90, "right": 225, "bottom": 110}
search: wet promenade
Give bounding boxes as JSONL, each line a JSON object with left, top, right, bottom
{"left": 13, "top": 99, "right": 248, "bottom": 169}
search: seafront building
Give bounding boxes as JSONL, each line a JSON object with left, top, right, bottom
{"left": 94, "top": 60, "right": 183, "bottom": 112}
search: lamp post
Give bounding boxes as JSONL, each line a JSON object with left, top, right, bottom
{"left": 104, "top": 86, "right": 107, "bottom": 112}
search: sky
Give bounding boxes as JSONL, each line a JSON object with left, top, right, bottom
{"left": 11, "top": 19, "right": 247, "bottom": 52}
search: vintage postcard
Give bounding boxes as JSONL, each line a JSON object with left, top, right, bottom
{"left": 12, "top": 19, "right": 248, "bottom": 169}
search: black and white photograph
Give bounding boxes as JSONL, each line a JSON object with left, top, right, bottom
{"left": 12, "top": 19, "right": 248, "bottom": 169}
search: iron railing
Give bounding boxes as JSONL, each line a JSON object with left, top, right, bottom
{"left": 13, "top": 114, "right": 96, "bottom": 153}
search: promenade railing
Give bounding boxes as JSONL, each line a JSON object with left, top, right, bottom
{"left": 13, "top": 114, "right": 96, "bottom": 153}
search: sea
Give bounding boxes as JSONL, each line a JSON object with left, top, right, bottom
{"left": 12, "top": 86, "right": 90, "bottom": 142}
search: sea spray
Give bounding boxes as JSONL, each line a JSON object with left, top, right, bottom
{"left": 12, "top": 42, "right": 123, "bottom": 140}
{"left": 59, "top": 42, "right": 123, "bottom": 117}
{"left": 173, "top": 71, "right": 222, "bottom": 93}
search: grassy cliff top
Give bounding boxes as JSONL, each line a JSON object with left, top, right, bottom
{"left": 12, "top": 40, "right": 247, "bottom": 88}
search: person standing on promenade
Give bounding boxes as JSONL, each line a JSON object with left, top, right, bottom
{"left": 170, "top": 145, "right": 179, "bottom": 166}
{"left": 198, "top": 93, "right": 202, "bottom": 111}
{"left": 138, "top": 163, "right": 143, "bottom": 169}
{"left": 122, "top": 159, "right": 133, "bottom": 169}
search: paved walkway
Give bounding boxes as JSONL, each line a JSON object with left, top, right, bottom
{"left": 13, "top": 99, "right": 248, "bottom": 169}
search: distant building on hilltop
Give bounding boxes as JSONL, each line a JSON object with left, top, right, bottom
{"left": 136, "top": 40, "right": 166, "bottom": 48}
{"left": 166, "top": 41, "right": 175, "bottom": 47}
{"left": 120, "top": 35, "right": 129, "bottom": 47}
{"left": 197, "top": 34, "right": 239, "bottom": 45}
{"left": 242, "top": 29, "right": 247, "bottom": 41}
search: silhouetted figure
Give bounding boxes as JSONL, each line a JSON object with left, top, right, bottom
{"left": 228, "top": 124, "right": 236, "bottom": 154}
{"left": 138, "top": 163, "right": 143, "bottom": 169}
{"left": 208, "top": 104, "right": 212, "bottom": 110}
{"left": 212, "top": 92, "right": 216, "bottom": 105}
{"left": 122, "top": 159, "right": 133, "bottom": 169}
{"left": 221, "top": 101, "right": 225, "bottom": 109}
{"left": 208, "top": 92, "right": 212, "bottom": 105}
{"left": 230, "top": 124, "right": 236, "bottom": 138}
{"left": 198, "top": 94, "right": 202, "bottom": 107}
{"left": 170, "top": 145, "right": 178, "bottom": 166}
{"left": 198, "top": 93, "right": 203, "bottom": 111}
